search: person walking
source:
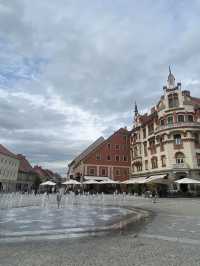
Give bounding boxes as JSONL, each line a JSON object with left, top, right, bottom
{"left": 56, "top": 191, "right": 62, "bottom": 208}
{"left": 152, "top": 189, "right": 158, "bottom": 203}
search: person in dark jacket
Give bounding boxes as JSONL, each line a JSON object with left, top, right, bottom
{"left": 56, "top": 191, "right": 62, "bottom": 208}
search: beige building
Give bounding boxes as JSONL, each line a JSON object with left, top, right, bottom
{"left": 0, "top": 144, "right": 20, "bottom": 192}
{"left": 130, "top": 69, "right": 200, "bottom": 193}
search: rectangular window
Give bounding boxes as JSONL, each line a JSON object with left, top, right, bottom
{"left": 178, "top": 115, "right": 184, "bottom": 123}
{"left": 174, "top": 134, "right": 182, "bottom": 145}
{"left": 151, "top": 157, "right": 158, "bottom": 169}
{"left": 143, "top": 128, "right": 146, "bottom": 139}
{"left": 149, "top": 139, "right": 156, "bottom": 154}
{"left": 96, "top": 154, "right": 101, "bottom": 160}
{"left": 167, "top": 116, "right": 173, "bottom": 125}
{"left": 197, "top": 153, "right": 200, "bottom": 167}
{"left": 115, "top": 169, "right": 120, "bottom": 176}
{"left": 115, "top": 155, "right": 120, "bottom": 161}
{"left": 144, "top": 142, "right": 147, "bottom": 156}
{"left": 115, "top": 144, "right": 120, "bottom": 150}
{"left": 145, "top": 160, "right": 148, "bottom": 170}
{"left": 160, "top": 119, "right": 165, "bottom": 126}
{"left": 161, "top": 155, "right": 166, "bottom": 167}
{"left": 107, "top": 155, "right": 111, "bottom": 161}
{"left": 123, "top": 155, "right": 127, "bottom": 161}
{"left": 187, "top": 115, "right": 194, "bottom": 122}
{"left": 101, "top": 168, "right": 106, "bottom": 176}
{"left": 89, "top": 168, "right": 95, "bottom": 176}
{"left": 168, "top": 93, "right": 179, "bottom": 108}
{"left": 107, "top": 143, "right": 111, "bottom": 149}
{"left": 160, "top": 136, "right": 165, "bottom": 152}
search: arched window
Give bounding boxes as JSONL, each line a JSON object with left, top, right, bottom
{"left": 175, "top": 152, "right": 185, "bottom": 164}
{"left": 168, "top": 93, "right": 179, "bottom": 108}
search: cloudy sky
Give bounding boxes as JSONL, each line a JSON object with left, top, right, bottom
{"left": 0, "top": 0, "right": 200, "bottom": 175}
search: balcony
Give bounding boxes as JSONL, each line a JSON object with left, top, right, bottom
{"left": 155, "top": 122, "right": 200, "bottom": 133}
{"left": 172, "top": 163, "right": 188, "bottom": 169}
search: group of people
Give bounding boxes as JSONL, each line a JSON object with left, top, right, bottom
{"left": 144, "top": 189, "right": 158, "bottom": 203}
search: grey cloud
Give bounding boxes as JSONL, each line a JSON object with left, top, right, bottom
{"left": 0, "top": 0, "right": 200, "bottom": 173}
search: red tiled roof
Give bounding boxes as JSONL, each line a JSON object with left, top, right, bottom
{"left": 16, "top": 154, "right": 33, "bottom": 173}
{"left": 0, "top": 144, "right": 17, "bottom": 159}
{"left": 191, "top": 97, "right": 200, "bottom": 105}
{"left": 33, "top": 166, "right": 48, "bottom": 178}
{"left": 44, "top": 169, "right": 54, "bottom": 178}
{"left": 33, "top": 166, "right": 59, "bottom": 179}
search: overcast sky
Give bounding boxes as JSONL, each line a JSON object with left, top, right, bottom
{"left": 0, "top": 1, "right": 200, "bottom": 175}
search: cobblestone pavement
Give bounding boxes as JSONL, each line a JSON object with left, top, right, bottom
{"left": 0, "top": 197, "right": 200, "bottom": 266}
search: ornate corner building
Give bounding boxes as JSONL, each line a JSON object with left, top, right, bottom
{"left": 130, "top": 69, "right": 200, "bottom": 184}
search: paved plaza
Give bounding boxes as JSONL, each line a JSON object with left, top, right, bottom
{"left": 1, "top": 196, "right": 200, "bottom": 266}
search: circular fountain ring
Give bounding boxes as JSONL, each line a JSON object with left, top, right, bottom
{"left": 0, "top": 204, "right": 136, "bottom": 242}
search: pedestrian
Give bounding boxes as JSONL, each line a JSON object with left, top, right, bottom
{"left": 152, "top": 189, "right": 158, "bottom": 203}
{"left": 152, "top": 190, "right": 156, "bottom": 203}
{"left": 56, "top": 191, "right": 62, "bottom": 208}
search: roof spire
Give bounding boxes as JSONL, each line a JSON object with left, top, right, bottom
{"left": 167, "top": 65, "right": 175, "bottom": 88}
{"left": 169, "top": 65, "right": 171, "bottom": 75}
{"left": 134, "top": 101, "right": 138, "bottom": 116}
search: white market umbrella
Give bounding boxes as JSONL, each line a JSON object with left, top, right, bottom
{"left": 62, "top": 180, "right": 81, "bottom": 185}
{"left": 83, "top": 180, "right": 100, "bottom": 185}
{"left": 122, "top": 177, "right": 147, "bottom": 184}
{"left": 100, "top": 180, "right": 120, "bottom": 184}
{"left": 40, "top": 181, "right": 56, "bottom": 186}
{"left": 175, "top": 178, "right": 200, "bottom": 184}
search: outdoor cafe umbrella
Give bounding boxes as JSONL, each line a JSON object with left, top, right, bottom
{"left": 122, "top": 177, "right": 147, "bottom": 184}
{"left": 83, "top": 180, "right": 100, "bottom": 185}
{"left": 62, "top": 180, "right": 81, "bottom": 185}
{"left": 40, "top": 181, "right": 56, "bottom": 186}
{"left": 99, "top": 180, "right": 120, "bottom": 184}
{"left": 175, "top": 178, "right": 200, "bottom": 184}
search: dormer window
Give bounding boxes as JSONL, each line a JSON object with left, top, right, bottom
{"left": 168, "top": 93, "right": 179, "bottom": 108}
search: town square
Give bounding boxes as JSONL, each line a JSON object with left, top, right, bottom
{"left": 0, "top": 1, "right": 200, "bottom": 266}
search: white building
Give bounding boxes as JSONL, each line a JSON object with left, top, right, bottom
{"left": 130, "top": 69, "right": 200, "bottom": 194}
{"left": 0, "top": 144, "right": 20, "bottom": 192}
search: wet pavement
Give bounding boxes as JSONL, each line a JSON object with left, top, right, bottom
{"left": 0, "top": 204, "right": 133, "bottom": 241}
{"left": 1, "top": 196, "right": 200, "bottom": 266}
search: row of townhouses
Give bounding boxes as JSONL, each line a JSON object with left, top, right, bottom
{"left": 68, "top": 70, "right": 200, "bottom": 192}
{"left": 0, "top": 145, "right": 62, "bottom": 192}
